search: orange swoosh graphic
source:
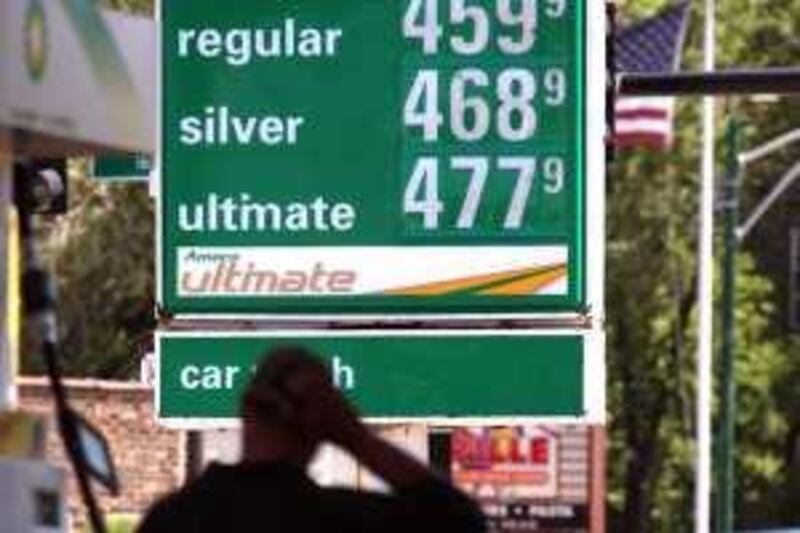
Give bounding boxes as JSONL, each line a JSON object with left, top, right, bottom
{"left": 478, "top": 265, "right": 567, "bottom": 295}
{"left": 382, "top": 264, "right": 566, "bottom": 296}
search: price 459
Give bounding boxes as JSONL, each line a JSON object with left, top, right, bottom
{"left": 403, "top": 0, "right": 568, "bottom": 56}
{"left": 403, "top": 156, "right": 566, "bottom": 230}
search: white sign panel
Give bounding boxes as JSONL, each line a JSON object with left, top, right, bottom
{"left": 0, "top": 0, "right": 155, "bottom": 152}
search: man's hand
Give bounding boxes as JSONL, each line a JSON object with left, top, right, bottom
{"left": 280, "top": 359, "right": 368, "bottom": 451}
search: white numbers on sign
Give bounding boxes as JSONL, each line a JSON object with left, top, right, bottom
{"left": 543, "top": 68, "right": 566, "bottom": 106}
{"left": 544, "top": 0, "right": 567, "bottom": 18}
{"left": 404, "top": 158, "right": 443, "bottom": 229}
{"left": 403, "top": 0, "right": 442, "bottom": 54}
{"left": 499, "top": 157, "right": 536, "bottom": 228}
{"left": 496, "top": 69, "right": 537, "bottom": 141}
{"left": 404, "top": 157, "right": 566, "bottom": 230}
{"left": 454, "top": 157, "right": 490, "bottom": 228}
{"left": 404, "top": 70, "right": 443, "bottom": 141}
{"left": 451, "top": 69, "right": 491, "bottom": 141}
{"left": 405, "top": 0, "right": 565, "bottom": 55}
{"left": 450, "top": 0, "right": 490, "bottom": 55}
{"left": 543, "top": 156, "right": 565, "bottom": 193}
{"left": 401, "top": 0, "right": 569, "bottom": 232}
{"left": 405, "top": 69, "right": 551, "bottom": 142}
{"left": 497, "top": 0, "right": 537, "bottom": 54}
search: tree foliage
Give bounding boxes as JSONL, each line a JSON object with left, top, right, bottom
{"left": 24, "top": 163, "right": 155, "bottom": 378}
{"left": 608, "top": 0, "right": 800, "bottom": 530}
{"left": 20, "top": 0, "right": 157, "bottom": 378}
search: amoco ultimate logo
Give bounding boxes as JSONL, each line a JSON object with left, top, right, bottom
{"left": 177, "top": 247, "right": 568, "bottom": 298}
{"left": 180, "top": 251, "right": 357, "bottom": 295}
{"left": 24, "top": 0, "right": 48, "bottom": 82}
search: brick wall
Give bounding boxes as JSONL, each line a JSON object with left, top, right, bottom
{"left": 17, "top": 377, "right": 185, "bottom": 531}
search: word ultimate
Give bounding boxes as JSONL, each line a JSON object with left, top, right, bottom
{"left": 181, "top": 259, "right": 356, "bottom": 295}
{"left": 178, "top": 193, "right": 356, "bottom": 233}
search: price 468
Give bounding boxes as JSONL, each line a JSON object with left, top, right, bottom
{"left": 404, "top": 68, "right": 566, "bottom": 143}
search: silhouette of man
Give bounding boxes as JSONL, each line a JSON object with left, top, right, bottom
{"left": 138, "top": 345, "right": 485, "bottom": 533}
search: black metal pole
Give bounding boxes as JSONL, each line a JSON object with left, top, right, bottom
{"left": 185, "top": 431, "right": 204, "bottom": 481}
{"left": 42, "top": 341, "right": 107, "bottom": 533}
{"left": 619, "top": 68, "right": 800, "bottom": 96}
{"left": 18, "top": 210, "right": 107, "bottom": 533}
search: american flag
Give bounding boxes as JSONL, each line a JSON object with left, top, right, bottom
{"left": 614, "top": 2, "right": 691, "bottom": 148}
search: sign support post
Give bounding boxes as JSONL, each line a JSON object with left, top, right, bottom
{"left": 0, "top": 130, "right": 15, "bottom": 410}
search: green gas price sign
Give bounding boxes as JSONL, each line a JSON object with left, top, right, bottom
{"left": 157, "top": 329, "right": 605, "bottom": 427}
{"left": 159, "top": 0, "right": 605, "bottom": 316}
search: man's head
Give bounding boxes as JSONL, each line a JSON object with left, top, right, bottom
{"left": 240, "top": 345, "right": 331, "bottom": 466}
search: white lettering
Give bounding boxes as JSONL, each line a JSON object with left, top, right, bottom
{"left": 225, "top": 29, "right": 252, "bottom": 66}
{"left": 180, "top": 366, "right": 200, "bottom": 389}
{"left": 178, "top": 107, "right": 305, "bottom": 147}
{"left": 177, "top": 29, "right": 197, "bottom": 57}
{"left": 196, "top": 29, "right": 222, "bottom": 57}
{"left": 179, "top": 117, "right": 203, "bottom": 145}
{"left": 332, "top": 356, "right": 355, "bottom": 390}
{"left": 330, "top": 203, "right": 356, "bottom": 231}
{"left": 180, "top": 365, "right": 240, "bottom": 390}
{"left": 175, "top": 20, "right": 344, "bottom": 67}
{"left": 177, "top": 193, "right": 357, "bottom": 234}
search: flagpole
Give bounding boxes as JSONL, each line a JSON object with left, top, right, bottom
{"left": 696, "top": 0, "right": 716, "bottom": 530}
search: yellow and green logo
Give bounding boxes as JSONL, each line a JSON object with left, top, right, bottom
{"left": 24, "top": 0, "right": 48, "bottom": 82}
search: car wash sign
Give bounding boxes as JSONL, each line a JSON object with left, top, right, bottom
{"left": 159, "top": 0, "right": 604, "bottom": 317}
{"left": 156, "top": 330, "right": 604, "bottom": 428}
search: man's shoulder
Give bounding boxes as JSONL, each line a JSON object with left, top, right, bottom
{"left": 315, "top": 481, "right": 485, "bottom": 533}
{"left": 137, "top": 472, "right": 223, "bottom": 532}
{"left": 137, "top": 484, "right": 195, "bottom": 531}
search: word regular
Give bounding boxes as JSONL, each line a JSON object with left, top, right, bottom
{"left": 176, "top": 19, "right": 343, "bottom": 67}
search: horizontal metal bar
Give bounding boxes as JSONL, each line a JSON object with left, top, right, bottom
{"left": 619, "top": 69, "right": 800, "bottom": 97}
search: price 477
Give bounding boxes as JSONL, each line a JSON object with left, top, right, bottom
{"left": 403, "top": 156, "right": 565, "bottom": 230}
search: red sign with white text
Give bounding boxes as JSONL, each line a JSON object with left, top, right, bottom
{"left": 452, "top": 427, "right": 559, "bottom": 500}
